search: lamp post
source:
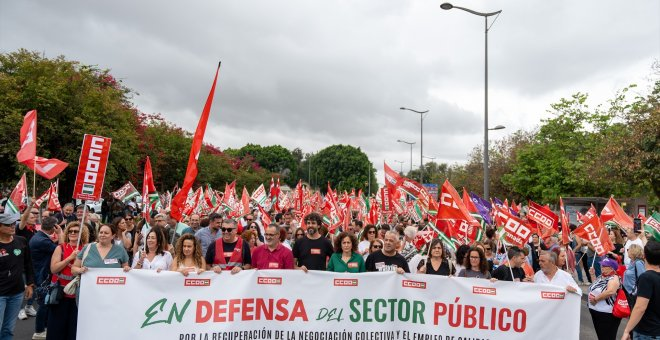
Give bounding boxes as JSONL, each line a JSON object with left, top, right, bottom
{"left": 440, "top": 2, "right": 501, "bottom": 200}
{"left": 394, "top": 160, "right": 405, "bottom": 174}
{"left": 397, "top": 139, "right": 415, "bottom": 175}
{"left": 400, "top": 107, "right": 429, "bottom": 184}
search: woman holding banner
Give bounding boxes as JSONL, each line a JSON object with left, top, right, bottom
{"left": 72, "top": 224, "right": 130, "bottom": 275}
{"left": 170, "top": 234, "right": 206, "bottom": 275}
{"left": 132, "top": 228, "right": 172, "bottom": 272}
{"left": 457, "top": 247, "right": 491, "bottom": 279}
{"left": 327, "top": 232, "right": 365, "bottom": 273}
{"left": 417, "top": 239, "right": 455, "bottom": 276}
{"left": 587, "top": 258, "right": 621, "bottom": 340}
{"left": 47, "top": 222, "right": 89, "bottom": 340}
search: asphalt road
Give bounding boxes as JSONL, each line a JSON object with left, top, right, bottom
{"left": 13, "top": 294, "right": 627, "bottom": 340}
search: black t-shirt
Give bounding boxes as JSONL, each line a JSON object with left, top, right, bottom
{"left": 292, "top": 236, "right": 334, "bottom": 270}
{"left": 491, "top": 265, "right": 526, "bottom": 282}
{"left": 425, "top": 259, "right": 454, "bottom": 276}
{"left": 365, "top": 250, "right": 410, "bottom": 273}
{"left": 634, "top": 270, "right": 660, "bottom": 336}
{"left": 0, "top": 236, "right": 35, "bottom": 296}
{"left": 205, "top": 239, "right": 251, "bottom": 267}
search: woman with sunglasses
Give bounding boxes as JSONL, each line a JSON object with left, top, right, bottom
{"left": 327, "top": 232, "right": 365, "bottom": 273}
{"left": 47, "top": 222, "right": 89, "bottom": 340}
{"left": 170, "top": 234, "right": 205, "bottom": 276}
{"left": 358, "top": 224, "right": 378, "bottom": 255}
{"left": 292, "top": 227, "right": 305, "bottom": 247}
{"left": 247, "top": 222, "right": 264, "bottom": 243}
{"left": 364, "top": 239, "right": 384, "bottom": 261}
{"left": 417, "top": 239, "right": 455, "bottom": 276}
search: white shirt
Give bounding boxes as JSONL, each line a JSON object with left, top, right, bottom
{"left": 534, "top": 268, "right": 582, "bottom": 295}
{"left": 132, "top": 251, "right": 173, "bottom": 271}
{"left": 624, "top": 238, "right": 644, "bottom": 266}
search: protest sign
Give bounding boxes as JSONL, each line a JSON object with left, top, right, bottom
{"left": 79, "top": 269, "right": 580, "bottom": 340}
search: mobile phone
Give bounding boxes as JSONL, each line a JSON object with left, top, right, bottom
{"left": 633, "top": 218, "right": 642, "bottom": 234}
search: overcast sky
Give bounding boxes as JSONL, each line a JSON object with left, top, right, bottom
{"left": 2, "top": 0, "right": 658, "bottom": 186}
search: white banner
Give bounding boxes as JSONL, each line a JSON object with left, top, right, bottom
{"left": 78, "top": 269, "right": 580, "bottom": 340}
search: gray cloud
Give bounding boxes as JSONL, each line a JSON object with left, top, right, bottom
{"left": 1, "top": 0, "right": 658, "bottom": 185}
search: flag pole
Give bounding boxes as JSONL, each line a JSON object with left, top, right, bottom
{"left": 32, "top": 156, "right": 37, "bottom": 200}
{"left": 502, "top": 241, "right": 516, "bottom": 282}
{"left": 77, "top": 202, "right": 88, "bottom": 248}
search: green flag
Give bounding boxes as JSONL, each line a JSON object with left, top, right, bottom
{"left": 644, "top": 212, "right": 660, "bottom": 242}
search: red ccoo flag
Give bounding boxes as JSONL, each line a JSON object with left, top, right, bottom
{"left": 170, "top": 63, "right": 222, "bottom": 221}
{"left": 23, "top": 156, "right": 68, "bottom": 180}
{"left": 16, "top": 110, "right": 37, "bottom": 163}
{"left": 601, "top": 197, "right": 634, "bottom": 230}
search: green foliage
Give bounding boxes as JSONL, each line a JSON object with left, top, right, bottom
{"left": 228, "top": 144, "right": 297, "bottom": 185}
{"left": 0, "top": 49, "right": 140, "bottom": 198}
{"left": 308, "top": 145, "right": 377, "bottom": 194}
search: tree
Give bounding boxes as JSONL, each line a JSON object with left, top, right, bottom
{"left": 227, "top": 144, "right": 298, "bottom": 185}
{"left": 308, "top": 145, "right": 377, "bottom": 194}
{"left": 0, "top": 49, "right": 140, "bottom": 199}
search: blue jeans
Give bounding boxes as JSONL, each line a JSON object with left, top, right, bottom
{"left": 633, "top": 331, "right": 660, "bottom": 339}
{"left": 0, "top": 292, "right": 24, "bottom": 340}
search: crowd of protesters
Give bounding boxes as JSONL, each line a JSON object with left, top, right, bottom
{"left": 0, "top": 196, "right": 658, "bottom": 340}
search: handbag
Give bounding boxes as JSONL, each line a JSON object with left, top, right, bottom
{"left": 44, "top": 280, "right": 64, "bottom": 305}
{"left": 63, "top": 242, "right": 95, "bottom": 295}
{"left": 612, "top": 288, "right": 631, "bottom": 318}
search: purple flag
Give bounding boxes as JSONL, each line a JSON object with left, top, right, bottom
{"left": 469, "top": 192, "right": 493, "bottom": 225}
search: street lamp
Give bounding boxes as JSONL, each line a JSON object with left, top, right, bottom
{"left": 422, "top": 155, "right": 436, "bottom": 162}
{"left": 397, "top": 139, "right": 415, "bottom": 175}
{"left": 401, "top": 107, "right": 429, "bottom": 184}
{"left": 489, "top": 125, "right": 505, "bottom": 131}
{"left": 394, "top": 160, "right": 405, "bottom": 174}
{"left": 440, "top": 2, "right": 502, "bottom": 200}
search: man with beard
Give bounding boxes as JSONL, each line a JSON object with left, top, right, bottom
{"left": 292, "top": 213, "right": 333, "bottom": 272}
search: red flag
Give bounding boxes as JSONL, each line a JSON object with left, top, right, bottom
{"left": 579, "top": 204, "right": 598, "bottom": 223}
{"left": 601, "top": 197, "right": 634, "bottom": 230}
{"left": 240, "top": 186, "right": 250, "bottom": 216}
{"left": 462, "top": 188, "right": 479, "bottom": 214}
{"left": 492, "top": 205, "right": 533, "bottom": 248}
{"left": 141, "top": 156, "right": 157, "bottom": 219}
{"left": 258, "top": 204, "right": 271, "bottom": 227}
{"left": 437, "top": 180, "right": 479, "bottom": 227}
{"left": 573, "top": 215, "right": 614, "bottom": 256}
{"left": 8, "top": 174, "right": 28, "bottom": 212}
{"left": 47, "top": 181, "right": 62, "bottom": 212}
{"left": 33, "top": 185, "right": 51, "bottom": 208}
{"left": 16, "top": 110, "right": 37, "bottom": 163}
{"left": 170, "top": 63, "right": 221, "bottom": 221}
{"left": 23, "top": 157, "right": 68, "bottom": 180}
{"left": 559, "top": 197, "right": 570, "bottom": 245}
{"left": 527, "top": 200, "right": 559, "bottom": 233}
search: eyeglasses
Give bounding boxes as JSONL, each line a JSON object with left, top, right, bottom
{"left": 220, "top": 228, "right": 236, "bottom": 233}
{"left": 68, "top": 230, "right": 80, "bottom": 234}
{"left": 296, "top": 233, "right": 304, "bottom": 237}
{"left": 264, "top": 233, "right": 277, "bottom": 237}
{"left": 484, "top": 247, "right": 491, "bottom": 250}
{"left": 246, "top": 219, "right": 253, "bottom": 221}
{"left": 372, "top": 245, "right": 382, "bottom": 249}
{"left": 367, "top": 231, "right": 376, "bottom": 234}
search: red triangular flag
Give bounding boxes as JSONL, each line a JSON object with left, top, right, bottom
{"left": 601, "top": 197, "right": 634, "bottom": 230}
{"left": 170, "top": 63, "right": 221, "bottom": 221}
{"left": 573, "top": 215, "right": 614, "bottom": 256}
{"left": 16, "top": 110, "right": 37, "bottom": 163}
{"left": 559, "top": 197, "right": 570, "bottom": 245}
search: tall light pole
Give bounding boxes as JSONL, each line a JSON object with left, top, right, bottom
{"left": 394, "top": 160, "right": 405, "bottom": 174}
{"left": 400, "top": 107, "right": 429, "bottom": 184}
{"left": 397, "top": 139, "right": 415, "bottom": 175}
{"left": 440, "top": 2, "right": 501, "bottom": 200}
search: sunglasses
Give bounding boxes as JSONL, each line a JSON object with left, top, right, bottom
{"left": 372, "top": 245, "right": 382, "bottom": 249}
{"left": 246, "top": 219, "right": 253, "bottom": 221}
{"left": 367, "top": 230, "right": 376, "bottom": 234}
{"left": 484, "top": 247, "right": 491, "bottom": 250}
{"left": 296, "top": 233, "right": 304, "bottom": 237}
{"left": 220, "top": 228, "right": 236, "bottom": 233}
{"left": 68, "top": 230, "right": 80, "bottom": 234}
